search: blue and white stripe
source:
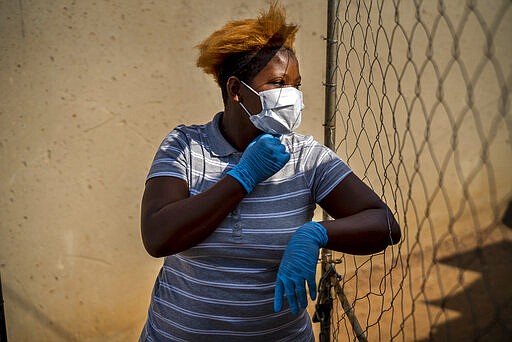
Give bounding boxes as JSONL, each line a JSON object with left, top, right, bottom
{"left": 140, "top": 112, "right": 351, "bottom": 341}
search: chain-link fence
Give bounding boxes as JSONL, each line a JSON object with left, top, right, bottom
{"left": 320, "top": 0, "right": 512, "bottom": 340}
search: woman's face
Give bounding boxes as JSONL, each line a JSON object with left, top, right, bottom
{"left": 239, "top": 48, "right": 301, "bottom": 115}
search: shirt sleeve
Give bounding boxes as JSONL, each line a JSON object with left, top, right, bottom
{"left": 146, "top": 127, "right": 189, "bottom": 183}
{"left": 302, "top": 138, "right": 352, "bottom": 203}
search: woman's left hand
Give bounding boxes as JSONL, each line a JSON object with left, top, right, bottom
{"left": 274, "top": 221, "right": 328, "bottom": 314}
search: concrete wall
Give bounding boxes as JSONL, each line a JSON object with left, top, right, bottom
{"left": 0, "top": 1, "right": 326, "bottom": 340}
{"left": 1, "top": 0, "right": 510, "bottom": 341}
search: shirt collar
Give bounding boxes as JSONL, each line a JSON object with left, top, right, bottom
{"left": 206, "top": 112, "right": 239, "bottom": 157}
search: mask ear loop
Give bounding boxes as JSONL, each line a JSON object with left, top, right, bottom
{"left": 239, "top": 101, "right": 253, "bottom": 117}
{"left": 240, "top": 80, "right": 260, "bottom": 96}
{"left": 239, "top": 80, "right": 264, "bottom": 117}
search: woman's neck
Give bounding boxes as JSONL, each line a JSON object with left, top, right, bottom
{"left": 220, "top": 108, "right": 259, "bottom": 152}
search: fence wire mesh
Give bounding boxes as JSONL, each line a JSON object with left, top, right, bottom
{"left": 321, "top": 0, "right": 512, "bottom": 341}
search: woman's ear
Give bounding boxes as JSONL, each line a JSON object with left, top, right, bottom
{"left": 226, "top": 76, "right": 242, "bottom": 103}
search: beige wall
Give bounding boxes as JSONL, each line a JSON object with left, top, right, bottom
{"left": 1, "top": 0, "right": 511, "bottom": 341}
{"left": 0, "top": 1, "right": 327, "bottom": 340}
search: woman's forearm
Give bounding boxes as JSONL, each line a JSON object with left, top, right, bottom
{"left": 321, "top": 207, "right": 401, "bottom": 255}
{"left": 141, "top": 176, "right": 246, "bottom": 257}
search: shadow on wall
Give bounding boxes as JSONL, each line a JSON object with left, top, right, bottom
{"left": 1, "top": 274, "right": 7, "bottom": 341}
{"left": 420, "top": 239, "right": 512, "bottom": 342}
{"left": 2, "top": 284, "right": 76, "bottom": 341}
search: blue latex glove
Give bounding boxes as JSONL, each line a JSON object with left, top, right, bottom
{"left": 274, "top": 221, "right": 328, "bottom": 314}
{"left": 227, "top": 134, "right": 290, "bottom": 193}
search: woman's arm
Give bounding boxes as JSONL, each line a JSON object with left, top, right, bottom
{"left": 141, "top": 176, "right": 246, "bottom": 258}
{"left": 273, "top": 172, "right": 401, "bottom": 313}
{"left": 319, "top": 172, "right": 401, "bottom": 255}
{"left": 141, "top": 134, "right": 290, "bottom": 258}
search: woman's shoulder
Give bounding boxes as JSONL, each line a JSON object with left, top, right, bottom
{"left": 162, "top": 114, "right": 219, "bottom": 143}
{"left": 282, "top": 132, "right": 326, "bottom": 152}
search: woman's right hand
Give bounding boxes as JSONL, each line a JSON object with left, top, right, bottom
{"left": 227, "top": 134, "right": 290, "bottom": 193}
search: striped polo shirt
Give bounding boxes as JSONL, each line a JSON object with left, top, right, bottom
{"left": 140, "top": 112, "right": 351, "bottom": 341}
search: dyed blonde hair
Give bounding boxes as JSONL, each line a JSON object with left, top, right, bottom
{"left": 196, "top": 2, "right": 298, "bottom": 96}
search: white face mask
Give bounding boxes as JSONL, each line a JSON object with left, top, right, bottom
{"left": 239, "top": 80, "right": 304, "bottom": 135}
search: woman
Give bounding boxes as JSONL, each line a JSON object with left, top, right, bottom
{"left": 139, "top": 3, "right": 400, "bottom": 341}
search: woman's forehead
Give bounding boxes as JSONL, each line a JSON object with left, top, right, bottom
{"left": 274, "top": 49, "right": 295, "bottom": 64}
{"left": 261, "top": 49, "right": 300, "bottom": 77}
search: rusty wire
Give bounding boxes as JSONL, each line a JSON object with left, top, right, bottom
{"left": 321, "top": 0, "right": 512, "bottom": 340}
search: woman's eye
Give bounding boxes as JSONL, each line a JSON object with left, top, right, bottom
{"left": 270, "top": 80, "right": 301, "bottom": 89}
